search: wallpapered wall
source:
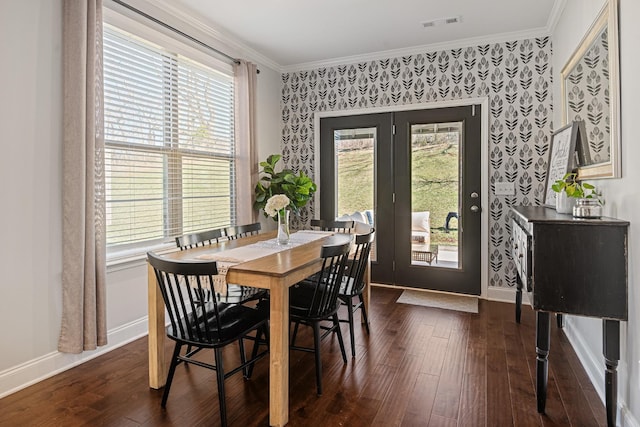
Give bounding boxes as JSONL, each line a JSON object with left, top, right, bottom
{"left": 280, "top": 37, "right": 553, "bottom": 288}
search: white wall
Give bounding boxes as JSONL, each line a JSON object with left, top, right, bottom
{"left": 0, "top": 0, "right": 63, "bottom": 371}
{"left": 255, "top": 65, "right": 282, "bottom": 232}
{"left": 553, "top": 0, "right": 640, "bottom": 424}
{"left": 0, "top": 0, "right": 281, "bottom": 397}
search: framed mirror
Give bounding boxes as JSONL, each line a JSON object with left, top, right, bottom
{"left": 561, "top": 0, "right": 620, "bottom": 179}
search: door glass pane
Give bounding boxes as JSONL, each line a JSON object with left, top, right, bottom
{"left": 410, "top": 122, "right": 461, "bottom": 269}
{"left": 335, "top": 127, "right": 376, "bottom": 261}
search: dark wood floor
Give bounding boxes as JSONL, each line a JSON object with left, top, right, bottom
{"left": 0, "top": 287, "right": 606, "bottom": 427}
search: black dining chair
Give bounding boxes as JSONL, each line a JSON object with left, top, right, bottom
{"left": 175, "top": 228, "right": 266, "bottom": 305}
{"left": 225, "top": 222, "right": 262, "bottom": 240}
{"left": 147, "top": 252, "right": 269, "bottom": 427}
{"left": 175, "top": 228, "right": 225, "bottom": 250}
{"left": 288, "top": 238, "right": 352, "bottom": 395}
{"left": 338, "top": 228, "right": 375, "bottom": 358}
{"left": 310, "top": 219, "right": 355, "bottom": 233}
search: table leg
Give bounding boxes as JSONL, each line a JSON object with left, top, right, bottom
{"left": 536, "top": 311, "right": 551, "bottom": 413}
{"left": 603, "top": 319, "right": 620, "bottom": 427}
{"left": 148, "top": 263, "right": 166, "bottom": 389}
{"left": 362, "top": 257, "right": 371, "bottom": 325}
{"left": 269, "top": 281, "right": 290, "bottom": 427}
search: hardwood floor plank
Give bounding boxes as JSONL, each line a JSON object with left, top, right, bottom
{"left": 371, "top": 353, "right": 425, "bottom": 425}
{"left": 547, "top": 334, "right": 602, "bottom": 427}
{"left": 419, "top": 334, "right": 449, "bottom": 376}
{"left": 516, "top": 315, "right": 571, "bottom": 427}
{"left": 0, "top": 287, "right": 608, "bottom": 427}
{"left": 431, "top": 324, "right": 469, "bottom": 420}
{"left": 342, "top": 362, "right": 398, "bottom": 425}
{"left": 503, "top": 319, "right": 543, "bottom": 426}
{"left": 557, "top": 332, "right": 608, "bottom": 427}
{"left": 428, "top": 413, "right": 458, "bottom": 427}
{"left": 401, "top": 373, "right": 439, "bottom": 426}
{"left": 458, "top": 373, "right": 486, "bottom": 427}
{"left": 485, "top": 301, "right": 515, "bottom": 427}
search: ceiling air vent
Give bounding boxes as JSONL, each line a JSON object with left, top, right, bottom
{"left": 421, "top": 15, "right": 462, "bottom": 28}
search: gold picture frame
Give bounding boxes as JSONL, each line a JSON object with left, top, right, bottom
{"left": 561, "top": 0, "right": 620, "bottom": 179}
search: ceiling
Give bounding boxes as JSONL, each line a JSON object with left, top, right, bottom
{"left": 169, "top": 0, "right": 561, "bottom": 70}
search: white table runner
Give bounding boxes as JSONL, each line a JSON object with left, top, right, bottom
{"left": 194, "top": 230, "right": 333, "bottom": 292}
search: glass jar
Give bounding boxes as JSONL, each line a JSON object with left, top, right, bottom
{"left": 573, "top": 198, "right": 602, "bottom": 219}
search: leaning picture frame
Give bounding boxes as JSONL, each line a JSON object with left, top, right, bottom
{"left": 544, "top": 122, "right": 581, "bottom": 207}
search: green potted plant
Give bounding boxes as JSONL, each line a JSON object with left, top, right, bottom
{"left": 551, "top": 172, "right": 600, "bottom": 214}
{"left": 254, "top": 154, "right": 317, "bottom": 218}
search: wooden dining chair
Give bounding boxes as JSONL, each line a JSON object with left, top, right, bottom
{"left": 147, "top": 252, "right": 269, "bottom": 427}
{"left": 225, "top": 222, "right": 261, "bottom": 240}
{"left": 338, "top": 228, "right": 375, "bottom": 358}
{"left": 288, "top": 239, "right": 351, "bottom": 395}
{"left": 310, "top": 219, "right": 355, "bottom": 233}
{"left": 175, "top": 228, "right": 224, "bottom": 250}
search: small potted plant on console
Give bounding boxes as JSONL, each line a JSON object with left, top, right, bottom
{"left": 551, "top": 172, "right": 602, "bottom": 217}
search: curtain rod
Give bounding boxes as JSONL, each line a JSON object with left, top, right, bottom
{"left": 110, "top": 0, "right": 259, "bottom": 73}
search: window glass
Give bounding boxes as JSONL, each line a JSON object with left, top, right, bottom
{"left": 103, "top": 25, "right": 235, "bottom": 256}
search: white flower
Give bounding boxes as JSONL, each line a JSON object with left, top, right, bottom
{"left": 265, "top": 194, "right": 290, "bottom": 217}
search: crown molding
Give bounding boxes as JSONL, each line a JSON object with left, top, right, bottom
{"left": 546, "top": 0, "right": 567, "bottom": 34}
{"left": 110, "top": 0, "right": 564, "bottom": 75}
{"left": 107, "top": 0, "right": 282, "bottom": 72}
{"left": 282, "top": 26, "right": 551, "bottom": 73}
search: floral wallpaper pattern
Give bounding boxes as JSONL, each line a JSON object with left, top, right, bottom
{"left": 280, "top": 37, "right": 553, "bottom": 288}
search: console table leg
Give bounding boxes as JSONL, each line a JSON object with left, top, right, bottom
{"left": 603, "top": 319, "right": 620, "bottom": 427}
{"left": 556, "top": 313, "right": 564, "bottom": 329}
{"left": 515, "top": 286, "right": 522, "bottom": 323}
{"left": 536, "top": 311, "right": 551, "bottom": 413}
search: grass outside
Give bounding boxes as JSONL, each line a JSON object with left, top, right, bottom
{"left": 337, "top": 139, "right": 459, "bottom": 247}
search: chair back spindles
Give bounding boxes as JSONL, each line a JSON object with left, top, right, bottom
{"left": 149, "top": 252, "right": 224, "bottom": 345}
{"left": 175, "top": 226, "right": 267, "bottom": 305}
{"left": 225, "top": 222, "right": 261, "bottom": 240}
{"left": 343, "top": 229, "right": 375, "bottom": 296}
{"left": 336, "top": 228, "right": 375, "bottom": 358}
{"left": 304, "top": 241, "right": 351, "bottom": 318}
{"left": 310, "top": 219, "right": 355, "bottom": 234}
{"left": 175, "top": 228, "right": 224, "bottom": 251}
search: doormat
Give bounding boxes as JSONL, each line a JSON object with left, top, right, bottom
{"left": 396, "top": 289, "right": 478, "bottom": 313}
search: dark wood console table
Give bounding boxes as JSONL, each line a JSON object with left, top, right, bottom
{"left": 511, "top": 206, "right": 628, "bottom": 427}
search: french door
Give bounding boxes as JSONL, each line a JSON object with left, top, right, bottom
{"left": 319, "top": 105, "right": 482, "bottom": 295}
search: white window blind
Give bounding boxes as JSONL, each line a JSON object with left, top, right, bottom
{"left": 103, "top": 25, "right": 236, "bottom": 253}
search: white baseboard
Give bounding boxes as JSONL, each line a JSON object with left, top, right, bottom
{"left": 563, "top": 317, "right": 640, "bottom": 427}
{"left": 485, "top": 286, "right": 523, "bottom": 304}
{"left": 0, "top": 316, "right": 149, "bottom": 399}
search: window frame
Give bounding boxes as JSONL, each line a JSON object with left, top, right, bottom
{"left": 103, "top": 8, "right": 237, "bottom": 265}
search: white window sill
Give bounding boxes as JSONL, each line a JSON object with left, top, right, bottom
{"left": 106, "top": 243, "right": 178, "bottom": 273}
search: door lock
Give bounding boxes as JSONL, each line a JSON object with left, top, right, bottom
{"left": 470, "top": 205, "right": 481, "bottom": 213}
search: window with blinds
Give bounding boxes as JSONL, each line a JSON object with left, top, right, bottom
{"left": 103, "top": 25, "right": 236, "bottom": 253}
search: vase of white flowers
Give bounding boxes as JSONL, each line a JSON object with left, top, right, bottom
{"left": 265, "top": 194, "right": 291, "bottom": 245}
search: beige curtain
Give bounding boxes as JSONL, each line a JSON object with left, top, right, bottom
{"left": 58, "top": 0, "right": 107, "bottom": 353}
{"left": 234, "top": 60, "right": 259, "bottom": 224}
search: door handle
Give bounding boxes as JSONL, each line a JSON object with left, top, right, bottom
{"left": 470, "top": 205, "right": 481, "bottom": 213}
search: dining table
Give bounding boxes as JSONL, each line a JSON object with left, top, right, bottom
{"left": 146, "top": 229, "right": 370, "bottom": 427}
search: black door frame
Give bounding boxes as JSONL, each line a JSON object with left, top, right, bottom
{"left": 315, "top": 100, "right": 488, "bottom": 296}
{"left": 394, "top": 106, "right": 482, "bottom": 295}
